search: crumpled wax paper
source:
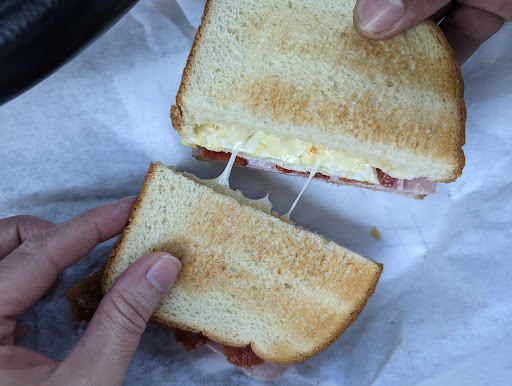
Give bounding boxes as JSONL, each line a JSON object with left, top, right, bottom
{"left": 1, "top": 0, "right": 511, "bottom": 384}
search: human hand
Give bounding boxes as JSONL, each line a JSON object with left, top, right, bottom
{"left": 353, "top": 0, "right": 511, "bottom": 64}
{"left": 0, "top": 198, "right": 182, "bottom": 385}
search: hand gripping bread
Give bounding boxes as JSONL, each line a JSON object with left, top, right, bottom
{"left": 102, "top": 163, "right": 383, "bottom": 365}
{"left": 171, "top": 0, "right": 466, "bottom": 185}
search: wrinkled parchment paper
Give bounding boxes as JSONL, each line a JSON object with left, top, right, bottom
{"left": 1, "top": 0, "right": 511, "bottom": 384}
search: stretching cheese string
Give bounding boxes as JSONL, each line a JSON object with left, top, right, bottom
{"left": 209, "top": 147, "right": 241, "bottom": 188}
{"left": 204, "top": 138, "right": 320, "bottom": 222}
{"left": 282, "top": 163, "right": 320, "bottom": 222}
{"left": 199, "top": 141, "right": 273, "bottom": 214}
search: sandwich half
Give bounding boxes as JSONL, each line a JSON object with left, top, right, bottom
{"left": 171, "top": 0, "right": 466, "bottom": 198}
{"left": 101, "top": 162, "right": 383, "bottom": 367}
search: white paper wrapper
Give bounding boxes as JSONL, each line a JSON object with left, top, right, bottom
{"left": 1, "top": 0, "right": 511, "bottom": 384}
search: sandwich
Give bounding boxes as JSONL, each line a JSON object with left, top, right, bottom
{"left": 96, "top": 162, "right": 383, "bottom": 379}
{"left": 171, "top": 0, "right": 466, "bottom": 198}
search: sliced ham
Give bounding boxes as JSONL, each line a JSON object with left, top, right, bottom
{"left": 192, "top": 147, "right": 436, "bottom": 198}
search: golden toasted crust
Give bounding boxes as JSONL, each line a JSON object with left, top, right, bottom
{"left": 422, "top": 19, "right": 466, "bottom": 180}
{"left": 170, "top": 0, "right": 213, "bottom": 136}
{"left": 102, "top": 162, "right": 383, "bottom": 365}
{"left": 171, "top": 0, "right": 466, "bottom": 183}
{"left": 100, "top": 167, "right": 156, "bottom": 294}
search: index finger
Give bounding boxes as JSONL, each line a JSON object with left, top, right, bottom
{"left": 0, "top": 215, "right": 56, "bottom": 259}
{"left": 0, "top": 197, "right": 136, "bottom": 318}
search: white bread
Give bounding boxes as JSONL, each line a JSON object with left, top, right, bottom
{"left": 101, "top": 162, "right": 383, "bottom": 365}
{"left": 171, "top": 0, "right": 466, "bottom": 182}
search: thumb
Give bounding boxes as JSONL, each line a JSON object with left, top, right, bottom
{"left": 353, "top": 0, "right": 449, "bottom": 39}
{"left": 56, "top": 253, "right": 181, "bottom": 385}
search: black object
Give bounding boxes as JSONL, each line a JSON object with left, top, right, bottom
{"left": 0, "top": 0, "right": 139, "bottom": 106}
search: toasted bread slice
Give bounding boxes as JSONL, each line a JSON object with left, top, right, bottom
{"left": 102, "top": 162, "right": 383, "bottom": 365}
{"left": 171, "top": 0, "right": 465, "bottom": 183}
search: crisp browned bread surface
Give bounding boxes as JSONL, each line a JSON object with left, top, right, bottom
{"left": 171, "top": 0, "right": 465, "bottom": 183}
{"left": 102, "top": 163, "right": 383, "bottom": 365}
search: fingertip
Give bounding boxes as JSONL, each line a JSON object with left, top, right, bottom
{"left": 353, "top": 15, "right": 389, "bottom": 41}
{"left": 93, "top": 196, "right": 138, "bottom": 229}
{"left": 111, "top": 196, "right": 138, "bottom": 211}
{"left": 145, "top": 253, "right": 182, "bottom": 292}
{"left": 113, "top": 196, "right": 138, "bottom": 204}
{"left": 354, "top": 0, "right": 404, "bottom": 37}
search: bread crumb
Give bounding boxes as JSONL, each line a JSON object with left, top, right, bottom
{"left": 371, "top": 227, "right": 381, "bottom": 240}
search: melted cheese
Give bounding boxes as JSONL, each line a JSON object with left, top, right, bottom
{"left": 185, "top": 135, "right": 323, "bottom": 220}
{"left": 208, "top": 147, "right": 240, "bottom": 187}
{"left": 187, "top": 148, "right": 274, "bottom": 214}
{"left": 182, "top": 124, "right": 379, "bottom": 184}
{"left": 282, "top": 164, "right": 320, "bottom": 221}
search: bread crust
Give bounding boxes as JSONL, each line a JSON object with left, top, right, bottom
{"left": 100, "top": 165, "right": 157, "bottom": 294}
{"left": 422, "top": 19, "right": 466, "bottom": 180}
{"left": 102, "top": 162, "right": 383, "bottom": 365}
{"left": 170, "top": 0, "right": 213, "bottom": 136}
{"left": 149, "top": 261, "right": 383, "bottom": 365}
{"left": 171, "top": 0, "right": 466, "bottom": 183}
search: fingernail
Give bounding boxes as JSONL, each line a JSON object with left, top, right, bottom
{"left": 146, "top": 254, "right": 182, "bottom": 292}
{"left": 113, "top": 196, "right": 138, "bottom": 204}
{"left": 356, "top": 0, "right": 404, "bottom": 34}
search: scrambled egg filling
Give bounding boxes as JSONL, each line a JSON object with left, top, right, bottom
{"left": 182, "top": 124, "right": 379, "bottom": 184}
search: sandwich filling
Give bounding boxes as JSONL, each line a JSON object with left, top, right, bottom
{"left": 182, "top": 123, "right": 379, "bottom": 184}
{"left": 184, "top": 147, "right": 274, "bottom": 215}
{"left": 182, "top": 124, "right": 437, "bottom": 197}
{"left": 189, "top": 144, "right": 315, "bottom": 220}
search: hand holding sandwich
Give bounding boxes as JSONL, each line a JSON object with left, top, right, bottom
{"left": 0, "top": 198, "right": 181, "bottom": 385}
{"left": 354, "top": 0, "right": 511, "bottom": 64}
